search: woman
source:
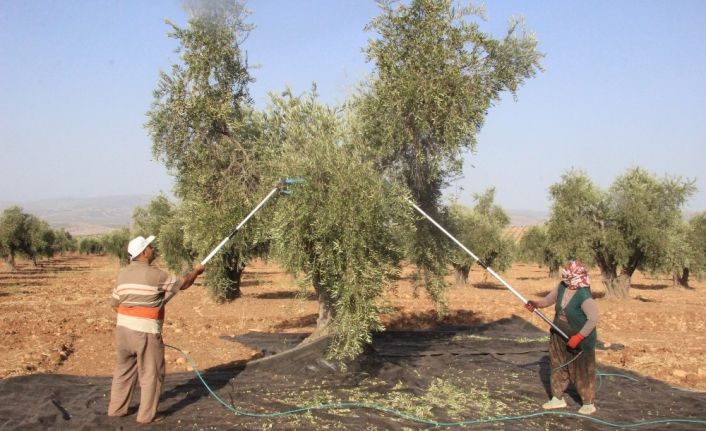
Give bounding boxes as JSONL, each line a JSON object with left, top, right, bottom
{"left": 525, "top": 260, "right": 599, "bottom": 415}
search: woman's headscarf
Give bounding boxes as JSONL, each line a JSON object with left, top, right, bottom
{"left": 561, "top": 260, "right": 590, "bottom": 290}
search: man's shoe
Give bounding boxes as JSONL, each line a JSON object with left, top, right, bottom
{"left": 578, "top": 404, "right": 596, "bottom": 415}
{"left": 542, "top": 397, "right": 567, "bottom": 410}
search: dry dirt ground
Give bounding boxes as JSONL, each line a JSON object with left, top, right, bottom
{"left": 1, "top": 254, "right": 705, "bottom": 393}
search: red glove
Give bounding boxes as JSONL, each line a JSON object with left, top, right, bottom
{"left": 525, "top": 300, "right": 537, "bottom": 313}
{"left": 567, "top": 333, "right": 585, "bottom": 349}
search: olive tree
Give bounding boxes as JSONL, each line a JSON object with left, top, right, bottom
{"left": 132, "top": 194, "right": 195, "bottom": 272}
{"left": 101, "top": 228, "right": 131, "bottom": 265}
{"left": 79, "top": 237, "right": 104, "bottom": 255}
{"left": 0, "top": 207, "right": 32, "bottom": 269}
{"left": 265, "top": 91, "right": 414, "bottom": 360}
{"left": 447, "top": 188, "right": 515, "bottom": 286}
{"left": 518, "top": 224, "right": 562, "bottom": 276}
{"left": 354, "top": 0, "right": 542, "bottom": 308}
{"left": 146, "top": 2, "right": 268, "bottom": 301}
{"left": 547, "top": 168, "right": 695, "bottom": 298}
{"left": 25, "top": 216, "right": 56, "bottom": 264}
{"left": 53, "top": 229, "right": 77, "bottom": 255}
{"left": 666, "top": 213, "right": 706, "bottom": 288}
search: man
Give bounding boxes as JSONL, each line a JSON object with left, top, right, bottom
{"left": 107, "top": 235, "right": 205, "bottom": 424}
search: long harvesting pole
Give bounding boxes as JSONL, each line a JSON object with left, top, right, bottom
{"left": 200, "top": 186, "right": 280, "bottom": 266}
{"left": 407, "top": 199, "right": 569, "bottom": 340}
{"left": 164, "top": 178, "right": 304, "bottom": 304}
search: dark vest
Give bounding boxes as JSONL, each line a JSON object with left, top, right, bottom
{"left": 554, "top": 282, "right": 597, "bottom": 350}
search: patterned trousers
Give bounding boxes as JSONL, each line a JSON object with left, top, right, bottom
{"left": 549, "top": 331, "right": 596, "bottom": 405}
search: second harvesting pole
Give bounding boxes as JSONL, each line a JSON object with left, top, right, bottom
{"left": 407, "top": 199, "right": 569, "bottom": 340}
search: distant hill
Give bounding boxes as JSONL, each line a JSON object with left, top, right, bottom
{"left": 506, "top": 209, "right": 547, "bottom": 226}
{"left": 0, "top": 195, "right": 548, "bottom": 236}
{"left": 0, "top": 195, "right": 154, "bottom": 236}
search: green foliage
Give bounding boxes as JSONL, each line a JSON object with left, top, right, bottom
{"left": 447, "top": 188, "right": 515, "bottom": 285}
{"left": 664, "top": 212, "right": 706, "bottom": 286}
{"left": 546, "top": 168, "right": 696, "bottom": 297}
{"left": 0, "top": 207, "right": 77, "bottom": 266}
{"left": 132, "top": 194, "right": 195, "bottom": 272}
{"left": 53, "top": 229, "right": 77, "bottom": 254}
{"left": 146, "top": 2, "right": 267, "bottom": 301}
{"left": 546, "top": 171, "right": 602, "bottom": 267}
{"left": 687, "top": 213, "right": 706, "bottom": 281}
{"left": 518, "top": 224, "right": 561, "bottom": 273}
{"left": 354, "top": 0, "right": 542, "bottom": 306}
{"left": 25, "top": 216, "right": 56, "bottom": 262}
{"left": 101, "top": 228, "right": 131, "bottom": 265}
{"left": 132, "top": 194, "right": 173, "bottom": 238}
{"left": 0, "top": 206, "right": 31, "bottom": 266}
{"left": 265, "top": 90, "right": 414, "bottom": 360}
{"left": 78, "top": 237, "right": 104, "bottom": 255}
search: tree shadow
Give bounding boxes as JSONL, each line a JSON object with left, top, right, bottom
{"left": 271, "top": 313, "right": 318, "bottom": 330}
{"left": 385, "top": 309, "right": 485, "bottom": 330}
{"left": 0, "top": 275, "right": 52, "bottom": 289}
{"left": 251, "top": 290, "right": 316, "bottom": 300}
{"left": 159, "top": 359, "right": 248, "bottom": 418}
{"left": 516, "top": 276, "right": 545, "bottom": 281}
{"left": 241, "top": 271, "right": 282, "bottom": 277}
{"left": 473, "top": 282, "right": 506, "bottom": 290}
{"left": 239, "top": 279, "right": 264, "bottom": 288}
{"left": 631, "top": 283, "right": 670, "bottom": 291}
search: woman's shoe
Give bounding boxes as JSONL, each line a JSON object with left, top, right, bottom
{"left": 578, "top": 404, "right": 596, "bottom": 415}
{"left": 542, "top": 397, "right": 567, "bottom": 409}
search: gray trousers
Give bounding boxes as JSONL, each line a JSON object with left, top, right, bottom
{"left": 108, "top": 325, "right": 165, "bottom": 423}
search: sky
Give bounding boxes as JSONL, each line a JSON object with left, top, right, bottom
{"left": 1, "top": 0, "right": 705, "bottom": 213}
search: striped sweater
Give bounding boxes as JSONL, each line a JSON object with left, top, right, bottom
{"left": 111, "top": 261, "right": 184, "bottom": 334}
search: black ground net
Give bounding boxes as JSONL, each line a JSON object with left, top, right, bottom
{"left": 1, "top": 316, "right": 704, "bottom": 430}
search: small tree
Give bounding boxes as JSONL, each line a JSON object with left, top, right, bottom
{"left": 518, "top": 224, "right": 562, "bottom": 276}
{"left": 355, "top": 0, "right": 542, "bottom": 309}
{"left": 101, "top": 228, "right": 131, "bottom": 265}
{"left": 0, "top": 207, "right": 31, "bottom": 269}
{"left": 53, "top": 229, "right": 77, "bottom": 255}
{"left": 25, "top": 216, "right": 56, "bottom": 264}
{"left": 132, "top": 195, "right": 195, "bottom": 273}
{"left": 79, "top": 237, "right": 104, "bottom": 255}
{"left": 666, "top": 213, "right": 706, "bottom": 288}
{"left": 447, "top": 188, "right": 515, "bottom": 286}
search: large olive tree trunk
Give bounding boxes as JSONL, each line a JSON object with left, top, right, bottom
{"left": 601, "top": 272, "right": 631, "bottom": 299}
{"left": 596, "top": 256, "right": 633, "bottom": 299}
{"left": 672, "top": 267, "right": 690, "bottom": 288}
{"left": 453, "top": 263, "right": 470, "bottom": 287}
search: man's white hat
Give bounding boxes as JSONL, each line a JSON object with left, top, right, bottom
{"left": 127, "top": 235, "right": 156, "bottom": 260}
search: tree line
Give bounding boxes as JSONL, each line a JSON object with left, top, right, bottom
{"left": 518, "top": 169, "right": 706, "bottom": 296}
{"left": 0, "top": 206, "right": 76, "bottom": 269}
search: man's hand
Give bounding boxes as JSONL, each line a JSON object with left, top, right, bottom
{"left": 525, "top": 300, "right": 537, "bottom": 313}
{"left": 193, "top": 263, "right": 205, "bottom": 276}
{"left": 567, "top": 333, "right": 585, "bottom": 349}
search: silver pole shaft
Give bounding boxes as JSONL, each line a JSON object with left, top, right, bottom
{"left": 200, "top": 187, "right": 280, "bottom": 266}
{"left": 407, "top": 199, "right": 569, "bottom": 340}
{"left": 165, "top": 186, "right": 280, "bottom": 305}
